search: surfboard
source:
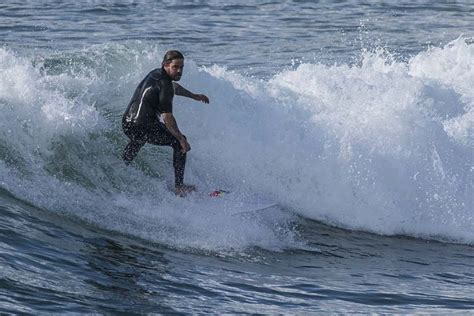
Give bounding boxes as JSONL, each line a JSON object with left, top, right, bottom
{"left": 204, "top": 189, "right": 277, "bottom": 215}
{"left": 209, "top": 189, "right": 230, "bottom": 197}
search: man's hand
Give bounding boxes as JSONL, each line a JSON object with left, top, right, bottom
{"left": 179, "top": 136, "right": 191, "bottom": 154}
{"left": 193, "top": 94, "right": 209, "bottom": 104}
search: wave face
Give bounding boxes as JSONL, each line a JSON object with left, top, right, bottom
{"left": 0, "top": 38, "right": 472, "bottom": 249}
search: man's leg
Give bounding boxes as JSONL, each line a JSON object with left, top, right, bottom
{"left": 146, "top": 122, "right": 190, "bottom": 189}
{"left": 122, "top": 139, "right": 146, "bottom": 164}
{"left": 172, "top": 143, "right": 187, "bottom": 187}
{"left": 122, "top": 121, "right": 146, "bottom": 164}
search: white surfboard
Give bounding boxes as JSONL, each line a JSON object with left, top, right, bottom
{"left": 197, "top": 189, "right": 278, "bottom": 215}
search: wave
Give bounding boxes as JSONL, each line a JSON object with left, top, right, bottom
{"left": 0, "top": 38, "right": 472, "bottom": 249}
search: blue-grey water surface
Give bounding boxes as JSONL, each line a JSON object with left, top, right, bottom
{"left": 1, "top": 1, "right": 473, "bottom": 314}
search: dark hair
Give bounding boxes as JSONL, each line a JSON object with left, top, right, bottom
{"left": 162, "top": 50, "right": 184, "bottom": 66}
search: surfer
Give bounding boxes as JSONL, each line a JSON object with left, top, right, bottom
{"left": 122, "top": 50, "right": 209, "bottom": 196}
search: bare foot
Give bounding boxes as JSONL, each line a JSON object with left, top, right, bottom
{"left": 175, "top": 184, "right": 196, "bottom": 197}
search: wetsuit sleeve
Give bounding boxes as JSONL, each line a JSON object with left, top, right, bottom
{"left": 158, "top": 79, "right": 174, "bottom": 113}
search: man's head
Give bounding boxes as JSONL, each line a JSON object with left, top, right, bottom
{"left": 162, "top": 50, "right": 184, "bottom": 81}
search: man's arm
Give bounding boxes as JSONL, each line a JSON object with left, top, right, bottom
{"left": 173, "top": 83, "right": 209, "bottom": 104}
{"left": 162, "top": 112, "right": 191, "bottom": 153}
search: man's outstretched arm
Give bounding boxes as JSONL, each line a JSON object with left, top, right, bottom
{"left": 173, "top": 83, "right": 209, "bottom": 104}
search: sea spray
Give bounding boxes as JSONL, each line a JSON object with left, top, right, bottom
{"left": 0, "top": 38, "right": 472, "bottom": 249}
{"left": 187, "top": 38, "right": 473, "bottom": 243}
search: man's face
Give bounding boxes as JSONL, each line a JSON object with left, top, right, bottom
{"left": 164, "top": 59, "right": 184, "bottom": 81}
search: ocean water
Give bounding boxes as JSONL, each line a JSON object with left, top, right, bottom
{"left": 1, "top": 0, "right": 473, "bottom": 314}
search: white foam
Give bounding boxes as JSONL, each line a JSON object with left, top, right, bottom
{"left": 0, "top": 38, "right": 472, "bottom": 249}
{"left": 183, "top": 37, "right": 473, "bottom": 244}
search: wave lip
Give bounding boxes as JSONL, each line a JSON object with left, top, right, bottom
{"left": 197, "top": 37, "right": 473, "bottom": 244}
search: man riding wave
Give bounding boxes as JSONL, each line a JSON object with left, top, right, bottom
{"left": 122, "top": 50, "right": 209, "bottom": 196}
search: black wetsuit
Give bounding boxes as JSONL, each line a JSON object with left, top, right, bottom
{"left": 122, "top": 68, "right": 186, "bottom": 187}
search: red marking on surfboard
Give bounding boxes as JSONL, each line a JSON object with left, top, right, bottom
{"left": 209, "top": 190, "right": 230, "bottom": 197}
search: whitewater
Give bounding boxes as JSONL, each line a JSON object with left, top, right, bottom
{"left": 0, "top": 1, "right": 473, "bottom": 313}
{"left": 1, "top": 38, "right": 472, "bottom": 250}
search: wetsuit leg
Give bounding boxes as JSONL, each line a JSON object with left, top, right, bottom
{"left": 146, "top": 122, "right": 187, "bottom": 187}
{"left": 172, "top": 145, "right": 186, "bottom": 187}
{"left": 123, "top": 139, "right": 146, "bottom": 164}
{"left": 122, "top": 121, "right": 147, "bottom": 164}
